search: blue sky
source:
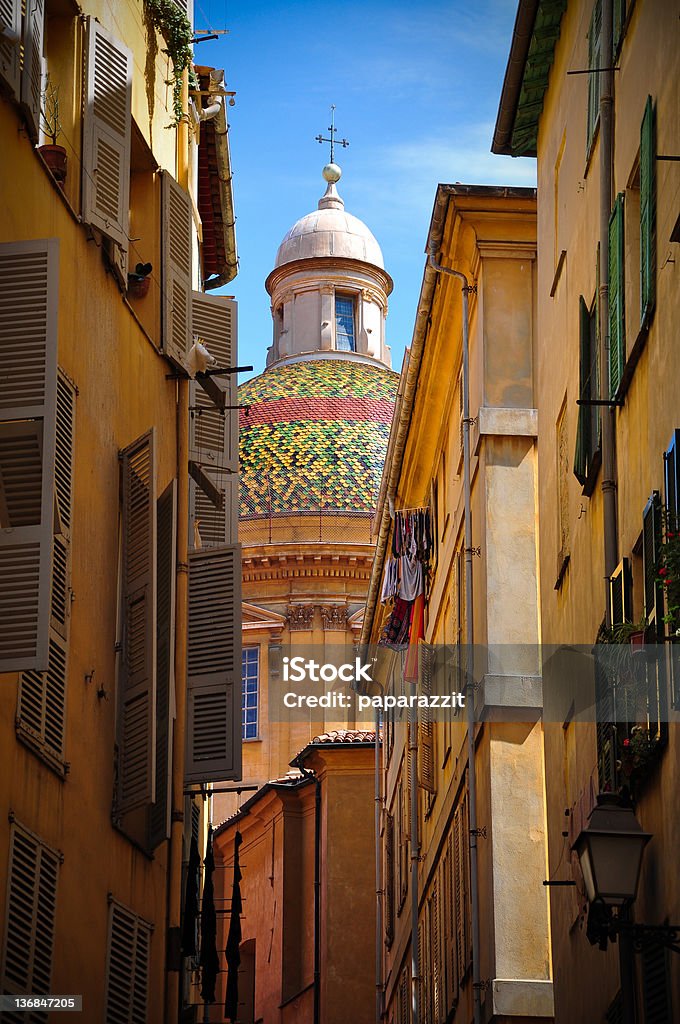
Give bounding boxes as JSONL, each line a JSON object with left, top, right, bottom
{"left": 193, "top": 0, "right": 536, "bottom": 378}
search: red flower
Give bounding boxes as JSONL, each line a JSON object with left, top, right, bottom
{"left": 659, "top": 567, "right": 669, "bottom": 576}
{"left": 623, "top": 738, "right": 630, "bottom": 747}
{"left": 668, "top": 532, "right": 675, "bottom": 539}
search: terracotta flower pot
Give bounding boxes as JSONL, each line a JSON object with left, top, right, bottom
{"left": 38, "top": 144, "right": 67, "bottom": 188}
{"left": 128, "top": 275, "right": 151, "bottom": 299}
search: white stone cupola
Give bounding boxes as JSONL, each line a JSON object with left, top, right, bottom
{"left": 264, "top": 164, "right": 393, "bottom": 369}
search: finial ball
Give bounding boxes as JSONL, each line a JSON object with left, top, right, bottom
{"left": 322, "top": 162, "right": 342, "bottom": 184}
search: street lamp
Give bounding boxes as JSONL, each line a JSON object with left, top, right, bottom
{"left": 571, "top": 793, "right": 680, "bottom": 1024}
{"left": 572, "top": 793, "right": 651, "bottom": 907}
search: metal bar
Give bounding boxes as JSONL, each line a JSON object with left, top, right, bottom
{"left": 567, "top": 67, "right": 620, "bottom": 74}
{"left": 183, "top": 785, "right": 259, "bottom": 796}
{"left": 576, "top": 398, "right": 623, "bottom": 406}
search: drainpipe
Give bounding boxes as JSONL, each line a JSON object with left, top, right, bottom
{"left": 600, "top": 0, "right": 618, "bottom": 627}
{"left": 427, "top": 249, "right": 482, "bottom": 1024}
{"left": 375, "top": 710, "right": 383, "bottom": 1024}
{"left": 291, "top": 756, "right": 321, "bottom": 1024}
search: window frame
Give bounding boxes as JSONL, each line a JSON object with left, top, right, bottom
{"left": 242, "top": 645, "right": 260, "bottom": 741}
{"left": 334, "top": 292, "right": 356, "bottom": 352}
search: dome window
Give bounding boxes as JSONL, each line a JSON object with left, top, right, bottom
{"left": 335, "top": 294, "right": 356, "bottom": 352}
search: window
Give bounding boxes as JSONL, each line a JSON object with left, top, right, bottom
{"left": 586, "top": 0, "right": 602, "bottom": 157}
{"left": 104, "top": 900, "right": 151, "bottom": 1024}
{"left": 609, "top": 194, "right": 626, "bottom": 396}
{"left": 335, "top": 294, "right": 355, "bottom": 351}
{"left": 1, "top": 823, "right": 59, "bottom": 1024}
{"left": 242, "top": 647, "right": 259, "bottom": 739}
{"left": 574, "top": 293, "right": 601, "bottom": 492}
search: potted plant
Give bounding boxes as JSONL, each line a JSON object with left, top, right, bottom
{"left": 656, "top": 524, "right": 680, "bottom": 638}
{"left": 127, "top": 262, "right": 153, "bottom": 299}
{"left": 38, "top": 77, "right": 67, "bottom": 187}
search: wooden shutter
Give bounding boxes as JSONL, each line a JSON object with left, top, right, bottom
{"left": 613, "top": 0, "right": 625, "bottom": 54}
{"left": 608, "top": 194, "right": 625, "bottom": 397}
{"left": 148, "top": 481, "right": 176, "bottom": 849}
{"left": 664, "top": 430, "right": 680, "bottom": 532}
{"left": 431, "top": 879, "right": 442, "bottom": 1023}
{"left": 399, "top": 967, "right": 410, "bottom": 1024}
{"left": 574, "top": 296, "right": 591, "bottom": 484}
{"left": 453, "top": 804, "right": 465, "bottom": 981}
{"left": 18, "top": 633, "right": 67, "bottom": 758}
{"left": 82, "top": 19, "right": 131, "bottom": 246}
{"left": 190, "top": 473, "right": 238, "bottom": 549}
{"left": 641, "top": 943, "right": 672, "bottom": 1024}
{"left": 185, "top": 544, "right": 242, "bottom": 783}
{"left": 162, "top": 171, "right": 193, "bottom": 367}
{"left": 384, "top": 812, "right": 395, "bottom": 948}
{"left": 640, "top": 96, "right": 656, "bottom": 326}
{"left": 0, "top": 239, "right": 58, "bottom": 673}
{"left": 418, "top": 642, "right": 435, "bottom": 793}
{"left": 444, "top": 832, "right": 458, "bottom": 1010}
{"left": 105, "top": 900, "right": 152, "bottom": 1024}
{"left": 191, "top": 291, "right": 238, "bottom": 471}
{"left": 642, "top": 492, "right": 663, "bottom": 631}
{"left": 586, "top": 0, "right": 601, "bottom": 150}
{"left": 118, "top": 431, "right": 156, "bottom": 813}
{"left": 20, "top": 0, "right": 44, "bottom": 139}
{"left": 0, "top": 0, "right": 21, "bottom": 96}
{"left": 609, "top": 558, "right": 632, "bottom": 627}
{"left": 1, "top": 823, "right": 59, "bottom": 1007}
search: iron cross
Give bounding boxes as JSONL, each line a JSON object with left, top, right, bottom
{"left": 315, "top": 105, "right": 349, "bottom": 164}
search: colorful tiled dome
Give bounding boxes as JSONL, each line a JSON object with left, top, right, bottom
{"left": 239, "top": 359, "right": 398, "bottom": 518}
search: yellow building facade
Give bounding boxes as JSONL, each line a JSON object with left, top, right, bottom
{"left": 0, "top": 2, "right": 240, "bottom": 1021}
{"left": 362, "top": 185, "right": 554, "bottom": 1024}
{"left": 494, "top": 1, "right": 680, "bottom": 1020}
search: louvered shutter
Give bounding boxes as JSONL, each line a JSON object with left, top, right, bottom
{"left": 608, "top": 194, "right": 625, "bottom": 397}
{"left": 185, "top": 544, "right": 242, "bottom": 783}
{"left": 190, "top": 473, "right": 238, "bottom": 549}
{"left": 643, "top": 492, "right": 663, "bottom": 632}
{"left": 641, "top": 944, "right": 672, "bottom": 1024}
{"left": 1, "top": 824, "right": 59, "bottom": 1012}
{"left": 453, "top": 805, "right": 465, "bottom": 980}
{"left": 574, "top": 296, "right": 591, "bottom": 484}
{"left": 19, "top": 0, "right": 44, "bottom": 139}
{"left": 609, "top": 558, "right": 632, "bottom": 627}
{"left": 118, "top": 431, "right": 156, "bottom": 813}
{"left": 105, "top": 901, "right": 152, "bottom": 1024}
{"left": 385, "top": 812, "right": 395, "bottom": 947}
{"left": 148, "top": 481, "right": 176, "bottom": 849}
{"left": 172, "top": 0, "right": 193, "bottom": 26}
{"left": 586, "top": 0, "right": 602, "bottom": 150}
{"left": 162, "top": 172, "right": 193, "bottom": 367}
{"left": 82, "top": 19, "right": 131, "bottom": 246}
{"left": 664, "top": 430, "right": 680, "bottom": 532}
{"left": 0, "top": 239, "right": 58, "bottom": 672}
{"left": 431, "top": 880, "right": 442, "bottom": 1023}
{"left": 399, "top": 968, "right": 410, "bottom": 1024}
{"left": 417, "top": 919, "right": 426, "bottom": 1024}
{"left": 191, "top": 291, "right": 238, "bottom": 472}
{"left": 444, "top": 832, "right": 458, "bottom": 1009}
{"left": 640, "top": 96, "right": 656, "bottom": 327}
{"left": 18, "top": 633, "right": 67, "bottom": 759}
{"left": 418, "top": 642, "right": 435, "bottom": 793}
{"left": 0, "top": 0, "right": 21, "bottom": 96}
{"left": 613, "top": 0, "right": 625, "bottom": 53}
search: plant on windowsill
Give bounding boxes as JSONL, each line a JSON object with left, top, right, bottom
{"left": 127, "top": 262, "right": 153, "bottom": 299}
{"left": 143, "top": 0, "right": 199, "bottom": 123}
{"left": 38, "top": 77, "right": 67, "bottom": 188}
{"left": 656, "top": 526, "right": 680, "bottom": 638}
{"left": 619, "top": 725, "right": 662, "bottom": 785}
{"left": 596, "top": 618, "right": 650, "bottom": 679}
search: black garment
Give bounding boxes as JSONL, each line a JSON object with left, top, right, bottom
{"left": 181, "top": 835, "right": 201, "bottom": 957}
{"left": 199, "top": 828, "right": 220, "bottom": 1003}
{"left": 224, "top": 831, "right": 243, "bottom": 1022}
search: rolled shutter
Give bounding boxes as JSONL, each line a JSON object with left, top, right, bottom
{"left": 191, "top": 291, "right": 238, "bottom": 472}
{"left": 82, "top": 19, "right": 132, "bottom": 246}
{"left": 118, "top": 431, "right": 156, "bottom": 813}
{"left": 20, "top": 0, "right": 44, "bottom": 139}
{"left": 642, "top": 492, "right": 663, "bottom": 632}
{"left": 608, "top": 194, "right": 625, "bottom": 398}
{"left": 640, "top": 96, "right": 656, "bottom": 326}
{"left": 185, "top": 544, "right": 242, "bottom": 783}
{"left": 0, "top": 239, "right": 58, "bottom": 673}
{"left": 418, "top": 641, "right": 435, "bottom": 793}
{"left": 664, "top": 430, "right": 680, "bottom": 532}
{"left": 162, "top": 172, "right": 193, "bottom": 367}
{"left": 0, "top": 0, "right": 21, "bottom": 96}
{"left": 148, "top": 481, "right": 176, "bottom": 849}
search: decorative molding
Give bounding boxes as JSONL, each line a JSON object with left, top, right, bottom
{"left": 319, "top": 604, "right": 349, "bottom": 630}
{"left": 287, "top": 604, "right": 315, "bottom": 630}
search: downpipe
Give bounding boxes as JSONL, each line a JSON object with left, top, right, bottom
{"left": 427, "top": 249, "right": 483, "bottom": 1024}
{"left": 291, "top": 756, "right": 322, "bottom": 1024}
{"left": 375, "top": 710, "right": 384, "bottom": 1024}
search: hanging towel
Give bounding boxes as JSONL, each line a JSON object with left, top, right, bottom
{"left": 225, "top": 830, "right": 244, "bottom": 1022}
{"left": 404, "top": 593, "right": 425, "bottom": 682}
{"left": 199, "top": 828, "right": 220, "bottom": 1003}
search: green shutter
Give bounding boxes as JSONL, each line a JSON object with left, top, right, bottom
{"left": 640, "top": 96, "right": 656, "bottom": 326}
{"left": 608, "top": 195, "right": 625, "bottom": 397}
{"left": 574, "top": 296, "right": 591, "bottom": 484}
{"left": 613, "top": 0, "right": 625, "bottom": 54}
{"left": 643, "top": 491, "right": 664, "bottom": 632}
{"left": 587, "top": 0, "right": 602, "bottom": 151}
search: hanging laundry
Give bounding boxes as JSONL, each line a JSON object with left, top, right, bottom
{"left": 379, "top": 597, "right": 413, "bottom": 647}
{"left": 199, "top": 828, "right": 220, "bottom": 1003}
{"left": 225, "top": 830, "right": 244, "bottom": 1022}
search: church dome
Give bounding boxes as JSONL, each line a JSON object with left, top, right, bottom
{"left": 239, "top": 359, "right": 398, "bottom": 518}
{"left": 274, "top": 180, "right": 384, "bottom": 269}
